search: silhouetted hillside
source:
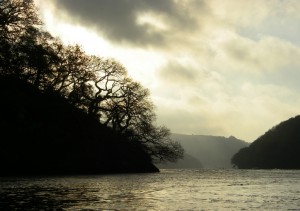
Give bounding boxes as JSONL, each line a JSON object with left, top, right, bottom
{"left": 0, "top": 0, "right": 184, "bottom": 175}
{"left": 0, "top": 76, "right": 158, "bottom": 175}
{"left": 167, "top": 134, "right": 248, "bottom": 168}
{"left": 232, "top": 115, "right": 300, "bottom": 169}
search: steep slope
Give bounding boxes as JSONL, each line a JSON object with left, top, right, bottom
{"left": 232, "top": 115, "right": 300, "bottom": 169}
{"left": 169, "top": 134, "right": 248, "bottom": 168}
{"left": 0, "top": 76, "right": 158, "bottom": 175}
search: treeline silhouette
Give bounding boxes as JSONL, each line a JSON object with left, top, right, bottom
{"left": 0, "top": 76, "right": 159, "bottom": 174}
{"left": 231, "top": 115, "right": 300, "bottom": 169}
{"left": 0, "top": 0, "right": 183, "bottom": 175}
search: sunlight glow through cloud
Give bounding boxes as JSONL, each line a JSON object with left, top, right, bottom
{"left": 136, "top": 12, "right": 169, "bottom": 32}
{"left": 35, "top": 0, "right": 300, "bottom": 142}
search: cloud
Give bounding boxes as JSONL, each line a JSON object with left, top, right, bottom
{"left": 158, "top": 62, "right": 202, "bottom": 84}
{"left": 154, "top": 80, "right": 300, "bottom": 141}
{"left": 49, "top": 0, "right": 199, "bottom": 46}
{"left": 35, "top": 0, "right": 300, "bottom": 142}
{"left": 208, "top": 0, "right": 272, "bottom": 27}
{"left": 219, "top": 36, "right": 300, "bottom": 73}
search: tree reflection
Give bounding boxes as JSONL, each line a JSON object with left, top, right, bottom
{"left": 0, "top": 182, "right": 97, "bottom": 210}
{"left": 0, "top": 175, "right": 160, "bottom": 210}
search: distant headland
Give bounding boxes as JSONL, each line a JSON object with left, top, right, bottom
{"left": 232, "top": 115, "right": 300, "bottom": 169}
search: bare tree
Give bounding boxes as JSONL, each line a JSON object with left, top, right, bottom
{"left": 0, "top": 0, "right": 40, "bottom": 76}
{"left": 0, "top": 0, "right": 184, "bottom": 164}
{"left": 0, "top": 0, "right": 40, "bottom": 38}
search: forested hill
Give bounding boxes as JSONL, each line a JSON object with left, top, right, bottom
{"left": 0, "top": 0, "right": 183, "bottom": 175}
{"left": 159, "top": 134, "right": 248, "bottom": 169}
{"left": 0, "top": 76, "right": 159, "bottom": 175}
{"left": 232, "top": 115, "right": 300, "bottom": 169}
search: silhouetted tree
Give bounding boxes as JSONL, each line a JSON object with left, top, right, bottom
{"left": 78, "top": 58, "right": 183, "bottom": 162}
{"left": 132, "top": 124, "right": 184, "bottom": 163}
{"left": 0, "top": 0, "right": 184, "bottom": 164}
{"left": 51, "top": 44, "right": 94, "bottom": 104}
{"left": 0, "top": 0, "right": 41, "bottom": 76}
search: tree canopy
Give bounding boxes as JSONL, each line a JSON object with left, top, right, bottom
{"left": 231, "top": 115, "right": 300, "bottom": 169}
{"left": 0, "top": 0, "right": 183, "bottom": 164}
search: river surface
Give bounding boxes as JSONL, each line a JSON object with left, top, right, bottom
{"left": 1, "top": 169, "right": 300, "bottom": 210}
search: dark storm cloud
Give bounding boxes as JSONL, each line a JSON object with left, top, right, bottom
{"left": 52, "top": 0, "right": 198, "bottom": 46}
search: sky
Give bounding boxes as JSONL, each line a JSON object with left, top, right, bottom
{"left": 34, "top": 0, "right": 300, "bottom": 142}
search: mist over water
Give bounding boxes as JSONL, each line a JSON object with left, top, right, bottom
{"left": 1, "top": 169, "right": 300, "bottom": 210}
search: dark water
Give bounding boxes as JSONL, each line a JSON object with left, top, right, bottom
{"left": 1, "top": 169, "right": 300, "bottom": 210}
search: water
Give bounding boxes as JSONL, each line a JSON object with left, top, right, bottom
{"left": 1, "top": 169, "right": 300, "bottom": 210}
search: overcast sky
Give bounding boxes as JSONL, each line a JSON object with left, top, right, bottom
{"left": 35, "top": 0, "right": 300, "bottom": 142}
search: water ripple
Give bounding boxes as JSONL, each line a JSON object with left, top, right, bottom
{"left": 1, "top": 169, "right": 300, "bottom": 210}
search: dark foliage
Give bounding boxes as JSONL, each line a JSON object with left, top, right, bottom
{"left": 231, "top": 115, "right": 300, "bottom": 169}
{"left": 0, "top": 0, "right": 183, "bottom": 175}
{"left": 0, "top": 76, "right": 158, "bottom": 175}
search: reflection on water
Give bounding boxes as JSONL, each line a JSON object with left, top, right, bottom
{"left": 1, "top": 169, "right": 300, "bottom": 210}
{"left": 0, "top": 174, "right": 163, "bottom": 210}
